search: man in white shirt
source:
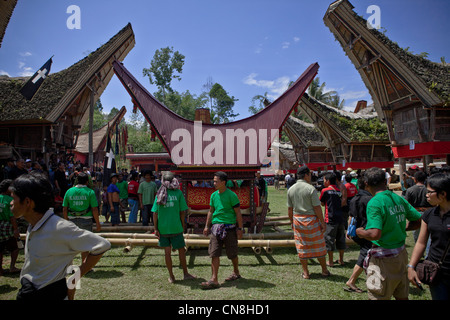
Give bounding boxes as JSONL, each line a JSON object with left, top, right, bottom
{"left": 11, "top": 172, "right": 111, "bottom": 300}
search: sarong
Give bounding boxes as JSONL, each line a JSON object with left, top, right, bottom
{"left": 293, "top": 215, "right": 327, "bottom": 260}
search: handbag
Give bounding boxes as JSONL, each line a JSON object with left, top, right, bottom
{"left": 415, "top": 238, "right": 450, "bottom": 285}
{"left": 347, "top": 217, "right": 356, "bottom": 237}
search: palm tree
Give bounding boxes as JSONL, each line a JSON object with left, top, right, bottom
{"left": 308, "top": 77, "right": 345, "bottom": 109}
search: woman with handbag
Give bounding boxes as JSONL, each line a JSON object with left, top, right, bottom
{"left": 407, "top": 173, "right": 450, "bottom": 300}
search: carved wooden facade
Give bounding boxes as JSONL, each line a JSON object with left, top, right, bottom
{"left": 323, "top": 0, "right": 450, "bottom": 169}
{"left": 0, "top": 23, "right": 135, "bottom": 163}
{"left": 284, "top": 93, "right": 393, "bottom": 171}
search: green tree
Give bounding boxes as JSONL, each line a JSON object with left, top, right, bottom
{"left": 81, "top": 99, "right": 107, "bottom": 133}
{"left": 142, "top": 47, "right": 185, "bottom": 102}
{"left": 209, "top": 83, "right": 239, "bottom": 123}
{"left": 248, "top": 92, "right": 270, "bottom": 115}
{"left": 307, "top": 77, "right": 345, "bottom": 109}
{"left": 307, "top": 77, "right": 336, "bottom": 103}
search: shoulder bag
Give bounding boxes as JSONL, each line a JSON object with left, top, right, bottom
{"left": 415, "top": 238, "right": 450, "bottom": 285}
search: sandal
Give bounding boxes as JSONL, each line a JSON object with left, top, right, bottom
{"left": 302, "top": 273, "right": 310, "bottom": 279}
{"left": 321, "top": 270, "right": 331, "bottom": 278}
{"left": 201, "top": 280, "right": 220, "bottom": 290}
{"left": 183, "top": 274, "right": 197, "bottom": 280}
{"left": 344, "top": 286, "right": 363, "bottom": 293}
{"left": 225, "top": 273, "right": 242, "bottom": 281}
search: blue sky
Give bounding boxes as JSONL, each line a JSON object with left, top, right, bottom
{"left": 1, "top": 0, "right": 448, "bottom": 121}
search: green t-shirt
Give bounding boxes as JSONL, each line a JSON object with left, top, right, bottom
{"left": 117, "top": 180, "right": 128, "bottom": 199}
{"left": 151, "top": 189, "right": 188, "bottom": 235}
{"left": 0, "top": 194, "right": 13, "bottom": 221}
{"left": 365, "top": 190, "right": 421, "bottom": 249}
{"left": 63, "top": 185, "right": 98, "bottom": 217}
{"left": 138, "top": 181, "right": 157, "bottom": 205}
{"left": 209, "top": 188, "right": 240, "bottom": 225}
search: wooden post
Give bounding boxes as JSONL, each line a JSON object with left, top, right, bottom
{"left": 399, "top": 158, "right": 406, "bottom": 187}
{"left": 88, "top": 84, "right": 95, "bottom": 170}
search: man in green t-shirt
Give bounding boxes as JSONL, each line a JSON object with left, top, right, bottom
{"left": 0, "top": 179, "right": 20, "bottom": 275}
{"left": 356, "top": 167, "right": 421, "bottom": 300}
{"left": 117, "top": 173, "right": 128, "bottom": 223}
{"left": 201, "top": 171, "right": 243, "bottom": 289}
{"left": 63, "top": 172, "right": 100, "bottom": 232}
{"left": 152, "top": 172, "right": 196, "bottom": 283}
{"left": 138, "top": 170, "right": 157, "bottom": 226}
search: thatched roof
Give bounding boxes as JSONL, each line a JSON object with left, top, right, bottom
{"left": 299, "top": 92, "right": 389, "bottom": 142}
{"left": 0, "top": 23, "right": 134, "bottom": 124}
{"left": 0, "top": 0, "right": 17, "bottom": 48}
{"left": 324, "top": 0, "right": 449, "bottom": 107}
{"left": 285, "top": 116, "right": 325, "bottom": 147}
{"left": 75, "top": 106, "right": 126, "bottom": 154}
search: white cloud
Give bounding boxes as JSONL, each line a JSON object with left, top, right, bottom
{"left": 281, "top": 41, "right": 290, "bottom": 49}
{"left": 243, "top": 73, "right": 291, "bottom": 100}
{"left": 0, "top": 70, "right": 11, "bottom": 77}
{"left": 19, "top": 67, "right": 34, "bottom": 77}
{"left": 19, "top": 52, "right": 32, "bottom": 57}
{"left": 340, "top": 90, "right": 368, "bottom": 100}
{"left": 293, "top": 36, "right": 300, "bottom": 42}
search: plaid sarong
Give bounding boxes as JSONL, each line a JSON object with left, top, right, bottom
{"left": 211, "top": 224, "right": 236, "bottom": 240}
{"left": 293, "top": 215, "right": 327, "bottom": 260}
{"left": 363, "top": 244, "right": 405, "bottom": 270}
{"left": 0, "top": 220, "right": 13, "bottom": 242}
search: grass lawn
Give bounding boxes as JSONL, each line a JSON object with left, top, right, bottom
{"left": 0, "top": 185, "right": 431, "bottom": 300}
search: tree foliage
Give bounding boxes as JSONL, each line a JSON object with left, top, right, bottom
{"left": 307, "top": 77, "right": 345, "bottom": 109}
{"left": 209, "top": 83, "right": 239, "bottom": 123}
{"left": 142, "top": 46, "right": 185, "bottom": 101}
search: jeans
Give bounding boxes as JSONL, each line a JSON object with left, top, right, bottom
{"left": 142, "top": 204, "right": 153, "bottom": 226}
{"left": 110, "top": 202, "right": 120, "bottom": 225}
{"left": 429, "top": 276, "right": 450, "bottom": 300}
{"left": 128, "top": 198, "right": 139, "bottom": 223}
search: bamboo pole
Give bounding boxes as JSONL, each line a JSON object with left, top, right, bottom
{"left": 265, "top": 216, "right": 290, "bottom": 221}
{"left": 106, "top": 238, "right": 296, "bottom": 248}
{"left": 96, "top": 232, "right": 294, "bottom": 240}
{"left": 98, "top": 226, "right": 155, "bottom": 232}
{"left": 263, "top": 221, "right": 291, "bottom": 226}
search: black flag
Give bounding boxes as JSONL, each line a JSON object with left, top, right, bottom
{"left": 19, "top": 57, "right": 53, "bottom": 100}
{"left": 102, "top": 134, "right": 117, "bottom": 186}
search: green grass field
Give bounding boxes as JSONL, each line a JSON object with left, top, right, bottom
{"left": 0, "top": 185, "right": 431, "bottom": 300}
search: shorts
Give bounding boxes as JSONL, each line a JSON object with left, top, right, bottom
{"left": 324, "top": 223, "right": 346, "bottom": 251}
{"left": 69, "top": 217, "right": 93, "bottom": 232}
{"left": 208, "top": 227, "right": 238, "bottom": 259}
{"left": 366, "top": 248, "right": 409, "bottom": 300}
{"left": 0, "top": 237, "right": 18, "bottom": 253}
{"left": 158, "top": 233, "right": 185, "bottom": 250}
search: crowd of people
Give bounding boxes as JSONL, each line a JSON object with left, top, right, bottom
{"left": 287, "top": 164, "right": 450, "bottom": 300}
{"left": 1, "top": 154, "right": 449, "bottom": 300}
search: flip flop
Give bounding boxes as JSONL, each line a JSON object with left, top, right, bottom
{"left": 321, "top": 270, "right": 331, "bottom": 278}
{"left": 183, "top": 274, "right": 197, "bottom": 280}
{"left": 225, "top": 274, "right": 242, "bottom": 281}
{"left": 344, "top": 286, "right": 363, "bottom": 293}
{"left": 201, "top": 280, "right": 220, "bottom": 290}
